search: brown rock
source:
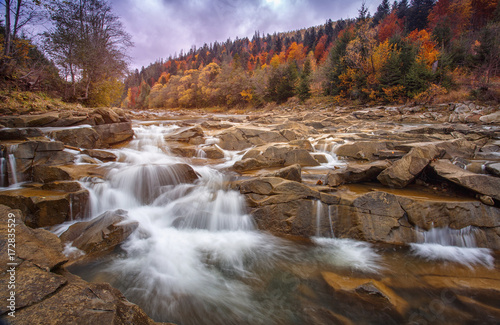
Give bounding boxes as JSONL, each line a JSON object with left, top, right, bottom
{"left": 430, "top": 159, "right": 500, "bottom": 201}
{"left": 284, "top": 149, "right": 320, "bottom": 167}
{"left": 233, "top": 158, "right": 283, "bottom": 172}
{"left": 50, "top": 127, "right": 102, "bottom": 149}
{"left": 321, "top": 272, "right": 409, "bottom": 315}
{"left": 93, "top": 122, "right": 134, "bottom": 146}
{"left": 93, "top": 107, "right": 121, "bottom": 124}
{"left": 377, "top": 145, "right": 442, "bottom": 188}
{"left": 0, "top": 186, "right": 89, "bottom": 228}
{"left": 326, "top": 161, "right": 391, "bottom": 187}
{"left": 165, "top": 125, "right": 204, "bottom": 144}
{"left": 218, "top": 127, "right": 288, "bottom": 150}
{"left": 60, "top": 209, "right": 138, "bottom": 259}
{"left": 33, "top": 164, "right": 105, "bottom": 183}
{"left": 264, "top": 164, "right": 302, "bottom": 182}
{"left": 335, "top": 141, "right": 391, "bottom": 161}
{"left": 202, "top": 145, "right": 225, "bottom": 159}
{"left": 0, "top": 205, "right": 67, "bottom": 270}
{"left": 82, "top": 149, "right": 117, "bottom": 161}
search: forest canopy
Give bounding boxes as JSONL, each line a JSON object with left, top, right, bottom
{"left": 1, "top": 0, "right": 499, "bottom": 108}
{"left": 123, "top": 0, "right": 500, "bottom": 110}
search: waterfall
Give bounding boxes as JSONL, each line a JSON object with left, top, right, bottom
{"left": 315, "top": 200, "right": 322, "bottom": 237}
{"left": 315, "top": 200, "right": 334, "bottom": 238}
{"left": 8, "top": 154, "right": 18, "bottom": 185}
{"left": 0, "top": 155, "right": 6, "bottom": 187}
{"left": 410, "top": 226, "right": 494, "bottom": 268}
{"left": 66, "top": 124, "right": 385, "bottom": 324}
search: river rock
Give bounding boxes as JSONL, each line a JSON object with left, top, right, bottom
{"left": 82, "top": 149, "right": 117, "bottom": 161}
{"left": 479, "top": 111, "right": 500, "bottom": 124}
{"left": 284, "top": 149, "right": 320, "bottom": 167}
{"left": 50, "top": 127, "right": 102, "bottom": 149}
{"left": 33, "top": 164, "right": 105, "bottom": 183}
{"left": 352, "top": 108, "right": 387, "bottom": 120}
{"left": 218, "top": 127, "right": 288, "bottom": 150}
{"left": 395, "top": 138, "right": 477, "bottom": 159}
{"left": 377, "top": 145, "right": 443, "bottom": 188}
{"left": 430, "top": 160, "right": 500, "bottom": 201}
{"left": 165, "top": 125, "right": 205, "bottom": 145}
{"left": 0, "top": 184, "right": 89, "bottom": 228}
{"left": 321, "top": 272, "right": 408, "bottom": 316}
{"left": 239, "top": 177, "right": 339, "bottom": 236}
{"left": 335, "top": 141, "right": 391, "bottom": 161}
{"left": 263, "top": 164, "right": 302, "bottom": 182}
{"left": 326, "top": 161, "right": 391, "bottom": 187}
{"left": 485, "top": 163, "right": 500, "bottom": 177}
{"left": 202, "top": 145, "right": 225, "bottom": 159}
{"left": 60, "top": 209, "right": 138, "bottom": 259}
{"left": 0, "top": 206, "right": 158, "bottom": 325}
{"left": 93, "top": 107, "right": 121, "bottom": 124}
{"left": 233, "top": 158, "right": 283, "bottom": 172}
{"left": 93, "top": 122, "right": 134, "bottom": 146}
{"left": 0, "top": 205, "right": 67, "bottom": 271}
{"left": 0, "top": 127, "right": 44, "bottom": 140}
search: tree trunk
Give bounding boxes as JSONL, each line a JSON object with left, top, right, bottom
{"left": 4, "top": 0, "right": 11, "bottom": 57}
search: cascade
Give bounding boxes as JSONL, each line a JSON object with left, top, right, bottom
{"left": 411, "top": 226, "right": 494, "bottom": 268}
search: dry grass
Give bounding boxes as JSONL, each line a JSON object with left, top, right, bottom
{"left": 0, "top": 90, "right": 78, "bottom": 115}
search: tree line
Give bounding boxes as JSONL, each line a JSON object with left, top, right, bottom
{"left": 125, "top": 0, "right": 500, "bottom": 110}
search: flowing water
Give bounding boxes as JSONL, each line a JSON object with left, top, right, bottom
{"left": 66, "top": 122, "right": 499, "bottom": 325}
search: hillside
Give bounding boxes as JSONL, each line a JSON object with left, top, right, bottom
{"left": 123, "top": 0, "right": 500, "bottom": 110}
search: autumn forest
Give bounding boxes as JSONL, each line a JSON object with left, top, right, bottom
{"left": 2, "top": 0, "right": 500, "bottom": 109}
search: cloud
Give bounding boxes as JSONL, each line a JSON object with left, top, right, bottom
{"left": 110, "top": 0, "right": 373, "bottom": 70}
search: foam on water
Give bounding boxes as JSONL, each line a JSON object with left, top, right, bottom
{"left": 312, "top": 237, "right": 383, "bottom": 272}
{"left": 68, "top": 123, "right": 387, "bottom": 323}
{"left": 410, "top": 243, "right": 494, "bottom": 269}
{"left": 410, "top": 226, "right": 494, "bottom": 268}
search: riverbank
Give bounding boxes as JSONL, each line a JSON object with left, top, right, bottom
{"left": 1, "top": 103, "right": 499, "bottom": 324}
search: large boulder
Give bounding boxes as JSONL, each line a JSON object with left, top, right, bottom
{"left": 60, "top": 209, "right": 138, "bottom": 259}
{"left": 430, "top": 160, "right": 500, "bottom": 201}
{"left": 238, "top": 177, "right": 339, "bottom": 237}
{"left": 326, "top": 161, "right": 391, "bottom": 187}
{"left": 50, "top": 127, "right": 102, "bottom": 149}
{"left": 93, "top": 122, "right": 134, "bottom": 146}
{"left": 377, "top": 145, "right": 443, "bottom": 188}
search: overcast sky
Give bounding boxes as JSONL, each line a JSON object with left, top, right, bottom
{"left": 109, "top": 0, "right": 379, "bottom": 71}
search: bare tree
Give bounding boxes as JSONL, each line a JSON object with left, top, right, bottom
{"left": 45, "top": 0, "right": 132, "bottom": 100}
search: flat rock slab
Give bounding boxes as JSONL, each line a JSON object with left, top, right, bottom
{"left": 430, "top": 160, "right": 500, "bottom": 201}
{"left": 377, "top": 145, "right": 442, "bottom": 188}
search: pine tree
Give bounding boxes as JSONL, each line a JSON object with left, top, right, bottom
{"left": 373, "top": 0, "right": 391, "bottom": 25}
{"left": 297, "top": 59, "right": 312, "bottom": 102}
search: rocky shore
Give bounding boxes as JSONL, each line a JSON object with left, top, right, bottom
{"left": 1, "top": 102, "right": 499, "bottom": 324}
